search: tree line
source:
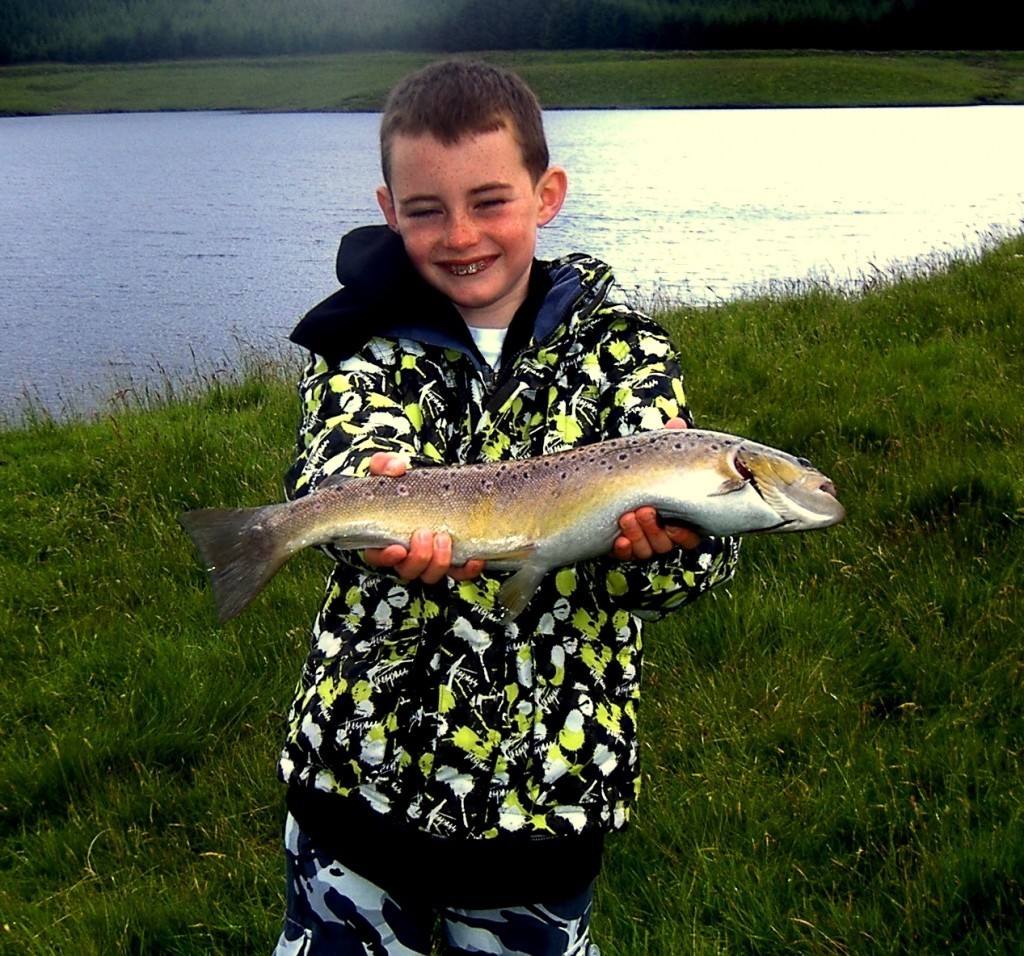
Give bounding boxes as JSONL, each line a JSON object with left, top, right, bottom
{"left": 0, "top": 0, "right": 1014, "bottom": 66}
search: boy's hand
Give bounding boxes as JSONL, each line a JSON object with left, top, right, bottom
{"left": 613, "top": 419, "right": 704, "bottom": 561}
{"left": 363, "top": 452, "right": 486, "bottom": 584}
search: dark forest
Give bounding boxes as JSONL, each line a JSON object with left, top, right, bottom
{"left": 1, "top": 0, "right": 1016, "bottom": 66}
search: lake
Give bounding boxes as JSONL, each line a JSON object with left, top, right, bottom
{"left": 1, "top": 106, "right": 1022, "bottom": 419}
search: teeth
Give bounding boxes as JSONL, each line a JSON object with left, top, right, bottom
{"left": 450, "top": 261, "right": 484, "bottom": 276}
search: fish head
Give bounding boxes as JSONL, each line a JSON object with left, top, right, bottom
{"left": 732, "top": 441, "right": 846, "bottom": 532}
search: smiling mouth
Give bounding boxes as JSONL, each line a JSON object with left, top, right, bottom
{"left": 447, "top": 259, "right": 490, "bottom": 276}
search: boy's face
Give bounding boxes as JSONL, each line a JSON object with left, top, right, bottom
{"left": 377, "top": 126, "right": 566, "bottom": 329}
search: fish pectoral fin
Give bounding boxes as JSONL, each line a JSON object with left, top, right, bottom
{"left": 496, "top": 564, "right": 549, "bottom": 622}
{"left": 710, "top": 477, "right": 749, "bottom": 497}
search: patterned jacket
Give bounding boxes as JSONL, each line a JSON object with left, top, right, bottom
{"left": 279, "top": 225, "right": 739, "bottom": 845}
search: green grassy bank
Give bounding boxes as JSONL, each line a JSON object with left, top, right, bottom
{"left": 2, "top": 233, "right": 1023, "bottom": 954}
{"left": 3, "top": 49, "right": 1024, "bottom": 115}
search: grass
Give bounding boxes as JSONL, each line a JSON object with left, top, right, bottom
{"left": 604, "top": 236, "right": 1024, "bottom": 953}
{"left": 2, "top": 49, "right": 1024, "bottom": 115}
{"left": 1, "top": 233, "right": 1023, "bottom": 953}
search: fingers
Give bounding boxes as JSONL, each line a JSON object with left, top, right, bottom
{"left": 365, "top": 530, "right": 485, "bottom": 584}
{"left": 448, "top": 559, "right": 486, "bottom": 582}
{"left": 383, "top": 528, "right": 446, "bottom": 584}
{"left": 412, "top": 530, "right": 451, "bottom": 586}
{"left": 368, "top": 451, "right": 410, "bottom": 477}
{"left": 664, "top": 524, "right": 702, "bottom": 550}
{"left": 364, "top": 543, "right": 412, "bottom": 569}
{"left": 615, "top": 507, "right": 703, "bottom": 561}
{"left": 616, "top": 507, "right": 670, "bottom": 561}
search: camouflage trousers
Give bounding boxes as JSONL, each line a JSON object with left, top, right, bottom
{"left": 273, "top": 813, "right": 600, "bottom": 956}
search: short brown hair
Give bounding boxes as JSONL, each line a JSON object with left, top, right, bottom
{"left": 379, "top": 59, "right": 550, "bottom": 186}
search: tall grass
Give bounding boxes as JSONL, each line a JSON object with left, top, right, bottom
{"left": 1, "top": 235, "right": 1022, "bottom": 953}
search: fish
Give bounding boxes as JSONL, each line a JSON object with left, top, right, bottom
{"left": 179, "top": 428, "right": 845, "bottom": 623}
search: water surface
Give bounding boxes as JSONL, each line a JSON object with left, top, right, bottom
{"left": 1, "top": 107, "right": 1021, "bottom": 418}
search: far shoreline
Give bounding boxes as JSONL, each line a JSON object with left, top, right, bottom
{"left": 3, "top": 49, "right": 1023, "bottom": 116}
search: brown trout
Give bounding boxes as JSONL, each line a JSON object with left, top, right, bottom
{"left": 179, "top": 428, "right": 845, "bottom": 622}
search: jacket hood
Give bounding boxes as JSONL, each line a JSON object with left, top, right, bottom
{"left": 290, "top": 225, "right": 464, "bottom": 365}
{"left": 290, "top": 224, "right": 615, "bottom": 366}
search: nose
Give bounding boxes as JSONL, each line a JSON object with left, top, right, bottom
{"left": 445, "top": 211, "right": 478, "bottom": 250}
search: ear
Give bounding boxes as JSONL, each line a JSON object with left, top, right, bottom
{"left": 535, "top": 166, "right": 568, "bottom": 227}
{"left": 376, "top": 185, "right": 400, "bottom": 232}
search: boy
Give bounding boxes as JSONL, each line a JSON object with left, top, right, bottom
{"left": 274, "top": 59, "right": 739, "bottom": 956}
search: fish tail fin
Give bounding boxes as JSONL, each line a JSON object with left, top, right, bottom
{"left": 179, "top": 505, "right": 290, "bottom": 622}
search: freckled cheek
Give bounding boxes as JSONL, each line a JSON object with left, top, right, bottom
{"left": 481, "top": 219, "right": 534, "bottom": 256}
{"left": 395, "top": 229, "right": 438, "bottom": 269}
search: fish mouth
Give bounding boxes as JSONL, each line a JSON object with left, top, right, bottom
{"left": 735, "top": 445, "right": 844, "bottom": 529}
